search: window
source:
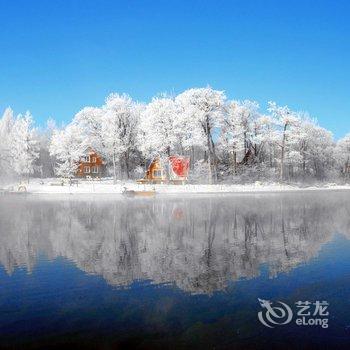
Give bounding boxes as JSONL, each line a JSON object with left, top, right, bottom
{"left": 82, "top": 155, "right": 91, "bottom": 163}
{"left": 84, "top": 166, "right": 90, "bottom": 174}
{"left": 92, "top": 157, "right": 97, "bottom": 163}
{"left": 91, "top": 166, "right": 99, "bottom": 174}
{"left": 153, "top": 170, "right": 162, "bottom": 178}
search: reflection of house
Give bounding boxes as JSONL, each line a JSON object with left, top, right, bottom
{"left": 77, "top": 150, "right": 104, "bottom": 177}
{"left": 137, "top": 156, "right": 190, "bottom": 184}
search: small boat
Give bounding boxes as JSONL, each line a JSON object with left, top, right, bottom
{"left": 122, "top": 188, "right": 156, "bottom": 197}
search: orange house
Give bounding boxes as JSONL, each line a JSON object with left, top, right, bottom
{"left": 137, "top": 156, "right": 190, "bottom": 184}
{"left": 76, "top": 150, "right": 104, "bottom": 177}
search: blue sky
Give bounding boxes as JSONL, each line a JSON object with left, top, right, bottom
{"left": 0, "top": 0, "right": 349, "bottom": 138}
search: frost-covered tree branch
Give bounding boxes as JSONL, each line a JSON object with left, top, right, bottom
{"left": 1, "top": 87, "right": 348, "bottom": 184}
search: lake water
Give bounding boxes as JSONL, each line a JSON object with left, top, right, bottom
{"left": 0, "top": 192, "right": 349, "bottom": 349}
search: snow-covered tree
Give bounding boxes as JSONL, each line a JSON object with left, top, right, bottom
{"left": 101, "top": 93, "right": 139, "bottom": 180}
{"left": 0, "top": 107, "right": 15, "bottom": 175}
{"left": 36, "top": 118, "right": 57, "bottom": 178}
{"left": 49, "top": 123, "right": 85, "bottom": 179}
{"left": 288, "top": 117, "right": 334, "bottom": 179}
{"left": 138, "top": 96, "right": 178, "bottom": 158}
{"left": 268, "top": 102, "right": 301, "bottom": 181}
{"left": 176, "top": 87, "right": 226, "bottom": 183}
{"left": 0, "top": 88, "right": 338, "bottom": 184}
{"left": 11, "top": 112, "right": 39, "bottom": 181}
{"left": 307, "top": 125, "right": 334, "bottom": 179}
{"left": 254, "top": 115, "right": 278, "bottom": 167}
{"left": 73, "top": 107, "right": 105, "bottom": 154}
{"left": 220, "top": 100, "right": 262, "bottom": 174}
{"left": 335, "top": 134, "right": 350, "bottom": 177}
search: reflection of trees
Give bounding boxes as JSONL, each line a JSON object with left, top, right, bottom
{"left": 0, "top": 193, "right": 349, "bottom": 294}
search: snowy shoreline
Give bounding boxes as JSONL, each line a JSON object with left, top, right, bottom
{"left": 2, "top": 179, "right": 350, "bottom": 195}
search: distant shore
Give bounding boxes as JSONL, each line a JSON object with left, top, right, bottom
{"left": 2, "top": 178, "right": 350, "bottom": 195}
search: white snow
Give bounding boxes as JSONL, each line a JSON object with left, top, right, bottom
{"left": 4, "top": 178, "right": 350, "bottom": 195}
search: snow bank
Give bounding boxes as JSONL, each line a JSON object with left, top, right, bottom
{"left": 3, "top": 178, "right": 350, "bottom": 195}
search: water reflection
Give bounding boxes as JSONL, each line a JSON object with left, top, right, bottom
{"left": 1, "top": 193, "right": 349, "bottom": 294}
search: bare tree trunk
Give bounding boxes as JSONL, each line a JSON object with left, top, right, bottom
{"left": 190, "top": 146, "right": 195, "bottom": 170}
{"left": 124, "top": 152, "right": 130, "bottom": 179}
{"left": 301, "top": 141, "right": 306, "bottom": 177}
{"left": 166, "top": 146, "right": 171, "bottom": 182}
{"left": 280, "top": 123, "right": 288, "bottom": 182}
{"left": 205, "top": 119, "right": 212, "bottom": 184}
{"left": 233, "top": 150, "right": 237, "bottom": 175}
{"left": 313, "top": 160, "right": 318, "bottom": 179}
{"left": 207, "top": 147, "right": 212, "bottom": 184}
{"left": 280, "top": 148, "right": 284, "bottom": 182}
{"left": 112, "top": 153, "right": 117, "bottom": 183}
{"left": 269, "top": 146, "right": 273, "bottom": 168}
{"left": 210, "top": 134, "right": 218, "bottom": 182}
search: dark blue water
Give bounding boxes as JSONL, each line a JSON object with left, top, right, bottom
{"left": 0, "top": 193, "right": 349, "bottom": 349}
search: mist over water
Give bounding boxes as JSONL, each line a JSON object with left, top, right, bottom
{"left": 0, "top": 193, "right": 349, "bottom": 348}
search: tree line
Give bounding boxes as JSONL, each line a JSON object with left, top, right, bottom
{"left": 1, "top": 87, "right": 350, "bottom": 183}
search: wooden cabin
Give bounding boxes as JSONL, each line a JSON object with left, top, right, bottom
{"left": 76, "top": 150, "right": 104, "bottom": 178}
{"left": 137, "top": 156, "right": 190, "bottom": 184}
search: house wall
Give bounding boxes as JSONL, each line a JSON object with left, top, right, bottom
{"left": 76, "top": 152, "right": 104, "bottom": 177}
{"left": 137, "top": 157, "right": 190, "bottom": 184}
{"left": 146, "top": 159, "right": 166, "bottom": 181}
